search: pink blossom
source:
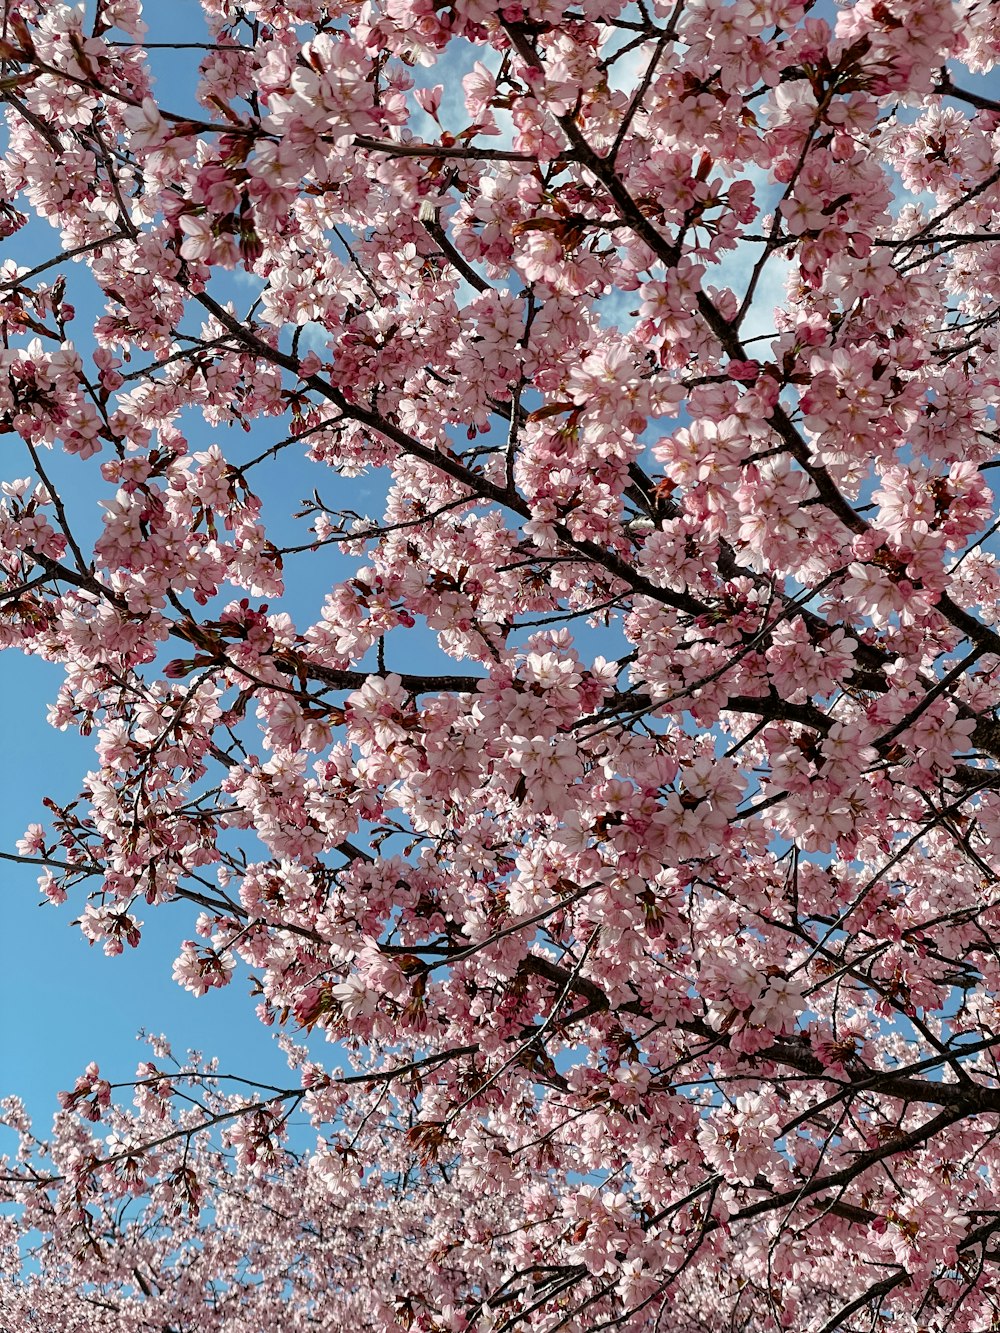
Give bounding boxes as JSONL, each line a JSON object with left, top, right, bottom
{"left": 0, "top": 4, "right": 997, "bottom": 1329}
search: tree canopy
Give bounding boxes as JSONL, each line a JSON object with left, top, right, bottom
{"left": 3, "top": 0, "right": 1000, "bottom": 1329}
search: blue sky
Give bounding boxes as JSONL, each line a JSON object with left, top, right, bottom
{"left": 0, "top": 2, "right": 306, "bottom": 1131}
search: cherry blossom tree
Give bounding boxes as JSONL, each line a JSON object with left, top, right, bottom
{"left": 3, "top": 0, "right": 1000, "bottom": 1327}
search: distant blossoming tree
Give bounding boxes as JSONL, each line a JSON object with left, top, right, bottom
{"left": 3, "top": 0, "right": 1000, "bottom": 1327}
